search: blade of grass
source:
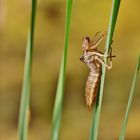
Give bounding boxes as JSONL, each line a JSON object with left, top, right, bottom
{"left": 18, "top": 0, "right": 37, "bottom": 140}
{"left": 119, "top": 55, "right": 140, "bottom": 140}
{"left": 51, "top": 0, "right": 73, "bottom": 140}
{"left": 90, "top": 0, "right": 121, "bottom": 140}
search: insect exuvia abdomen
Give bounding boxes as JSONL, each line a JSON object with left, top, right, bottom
{"left": 85, "top": 70, "right": 101, "bottom": 110}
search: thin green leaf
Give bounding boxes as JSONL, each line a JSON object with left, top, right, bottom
{"left": 51, "top": 0, "right": 73, "bottom": 140}
{"left": 119, "top": 55, "right": 140, "bottom": 140}
{"left": 18, "top": 0, "right": 37, "bottom": 140}
{"left": 90, "top": 0, "right": 121, "bottom": 140}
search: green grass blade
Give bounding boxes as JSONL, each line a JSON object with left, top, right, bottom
{"left": 90, "top": 0, "right": 121, "bottom": 140}
{"left": 119, "top": 55, "right": 140, "bottom": 140}
{"left": 51, "top": 0, "right": 73, "bottom": 140}
{"left": 18, "top": 0, "right": 37, "bottom": 140}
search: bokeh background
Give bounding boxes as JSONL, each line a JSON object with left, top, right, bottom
{"left": 0, "top": 0, "right": 140, "bottom": 140}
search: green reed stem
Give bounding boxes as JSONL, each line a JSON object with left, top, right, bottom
{"left": 18, "top": 0, "right": 37, "bottom": 140}
{"left": 90, "top": 0, "right": 121, "bottom": 140}
{"left": 51, "top": 0, "right": 73, "bottom": 140}
{"left": 119, "top": 55, "right": 140, "bottom": 140}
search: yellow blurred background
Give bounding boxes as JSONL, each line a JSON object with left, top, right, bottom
{"left": 0, "top": 0, "right": 140, "bottom": 140}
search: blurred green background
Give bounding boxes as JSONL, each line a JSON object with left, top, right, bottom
{"left": 0, "top": 0, "right": 140, "bottom": 140}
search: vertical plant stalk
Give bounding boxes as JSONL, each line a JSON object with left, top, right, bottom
{"left": 18, "top": 0, "right": 37, "bottom": 140}
{"left": 119, "top": 55, "right": 140, "bottom": 140}
{"left": 90, "top": 0, "right": 121, "bottom": 140}
{"left": 51, "top": 0, "right": 73, "bottom": 140}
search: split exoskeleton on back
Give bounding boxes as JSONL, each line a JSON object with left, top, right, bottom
{"left": 80, "top": 31, "right": 116, "bottom": 111}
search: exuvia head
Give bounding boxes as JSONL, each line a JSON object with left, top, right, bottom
{"left": 82, "top": 36, "right": 90, "bottom": 52}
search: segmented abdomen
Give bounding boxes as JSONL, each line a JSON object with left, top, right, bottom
{"left": 85, "top": 70, "right": 101, "bottom": 110}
